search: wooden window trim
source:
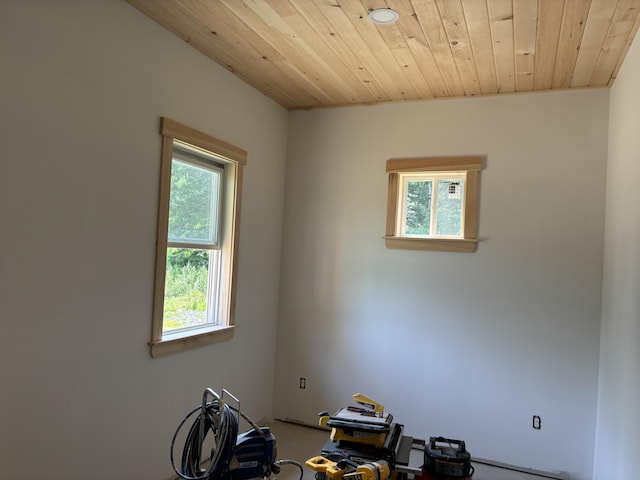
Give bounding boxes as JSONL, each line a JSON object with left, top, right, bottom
{"left": 384, "top": 156, "right": 483, "bottom": 253}
{"left": 149, "top": 325, "right": 237, "bottom": 358}
{"left": 149, "top": 118, "right": 247, "bottom": 357}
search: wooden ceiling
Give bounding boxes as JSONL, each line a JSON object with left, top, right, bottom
{"left": 127, "top": 0, "right": 640, "bottom": 110}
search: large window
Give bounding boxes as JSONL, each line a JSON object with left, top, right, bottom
{"left": 150, "top": 118, "right": 246, "bottom": 357}
{"left": 385, "top": 156, "right": 483, "bottom": 252}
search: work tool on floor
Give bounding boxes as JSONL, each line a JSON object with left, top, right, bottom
{"left": 306, "top": 456, "right": 391, "bottom": 480}
{"left": 309, "top": 394, "right": 474, "bottom": 480}
{"left": 171, "top": 388, "right": 303, "bottom": 480}
{"left": 423, "top": 437, "right": 473, "bottom": 479}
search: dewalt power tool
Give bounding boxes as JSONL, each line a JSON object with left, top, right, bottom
{"left": 318, "top": 393, "right": 393, "bottom": 450}
{"left": 311, "top": 394, "right": 474, "bottom": 480}
{"left": 313, "top": 394, "right": 421, "bottom": 480}
{"left": 306, "top": 456, "right": 391, "bottom": 480}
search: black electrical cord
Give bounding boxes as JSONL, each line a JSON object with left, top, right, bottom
{"left": 171, "top": 400, "right": 238, "bottom": 480}
{"left": 274, "top": 460, "right": 304, "bottom": 480}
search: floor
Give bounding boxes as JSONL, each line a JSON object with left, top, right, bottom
{"left": 265, "top": 420, "right": 565, "bottom": 480}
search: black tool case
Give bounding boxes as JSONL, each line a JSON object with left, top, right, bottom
{"left": 423, "top": 437, "right": 472, "bottom": 478}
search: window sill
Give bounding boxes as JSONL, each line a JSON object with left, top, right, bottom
{"left": 384, "top": 236, "right": 478, "bottom": 253}
{"left": 149, "top": 325, "right": 236, "bottom": 358}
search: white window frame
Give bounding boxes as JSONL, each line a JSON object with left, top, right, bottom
{"left": 397, "top": 172, "right": 467, "bottom": 239}
{"left": 149, "top": 118, "right": 247, "bottom": 357}
{"left": 167, "top": 149, "right": 224, "bottom": 328}
{"left": 385, "top": 156, "right": 483, "bottom": 253}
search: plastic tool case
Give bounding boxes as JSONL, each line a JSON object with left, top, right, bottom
{"left": 423, "top": 437, "right": 472, "bottom": 478}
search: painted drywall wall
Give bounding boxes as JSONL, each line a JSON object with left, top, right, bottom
{"left": 274, "top": 89, "right": 609, "bottom": 480}
{"left": 0, "top": 2, "right": 288, "bottom": 479}
{"left": 593, "top": 31, "right": 640, "bottom": 480}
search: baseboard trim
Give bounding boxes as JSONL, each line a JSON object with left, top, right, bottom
{"left": 274, "top": 417, "right": 330, "bottom": 431}
{"left": 471, "top": 457, "right": 569, "bottom": 480}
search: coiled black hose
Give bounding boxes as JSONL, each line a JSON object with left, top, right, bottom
{"left": 171, "top": 400, "right": 238, "bottom": 480}
{"left": 171, "top": 397, "right": 305, "bottom": 480}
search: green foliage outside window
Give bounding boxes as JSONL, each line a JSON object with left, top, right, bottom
{"left": 168, "top": 159, "right": 220, "bottom": 244}
{"left": 405, "top": 180, "right": 432, "bottom": 235}
{"left": 163, "top": 248, "right": 209, "bottom": 330}
{"left": 403, "top": 178, "right": 464, "bottom": 237}
{"left": 435, "top": 179, "right": 463, "bottom": 236}
{"left": 163, "top": 157, "right": 221, "bottom": 331}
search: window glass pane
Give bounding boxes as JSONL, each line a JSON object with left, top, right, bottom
{"left": 405, "top": 179, "right": 432, "bottom": 235}
{"left": 435, "top": 178, "right": 464, "bottom": 236}
{"left": 168, "top": 160, "right": 221, "bottom": 244}
{"left": 163, "top": 248, "right": 212, "bottom": 332}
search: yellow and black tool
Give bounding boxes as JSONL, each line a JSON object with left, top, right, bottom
{"left": 318, "top": 394, "right": 392, "bottom": 449}
{"left": 306, "top": 456, "right": 391, "bottom": 480}
{"left": 345, "top": 460, "right": 391, "bottom": 480}
{"left": 313, "top": 394, "right": 431, "bottom": 480}
{"left": 352, "top": 393, "right": 384, "bottom": 417}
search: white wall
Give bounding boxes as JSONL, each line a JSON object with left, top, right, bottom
{"left": 0, "top": 2, "right": 288, "bottom": 479}
{"left": 274, "top": 89, "right": 609, "bottom": 480}
{"left": 593, "top": 32, "right": 640, "bottom": 480}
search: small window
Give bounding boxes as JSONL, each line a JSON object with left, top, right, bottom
{"left": 399, "top": 174, "right": 465, "bottom": 238}
{"left": 385, "top": 156, "right": 483, "bottom": 252}
{"left": 150, "top": 118, "right": 247, "bottom": 357}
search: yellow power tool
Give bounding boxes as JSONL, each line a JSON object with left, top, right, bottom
{"left": 318, "top": 394, "right": 391, "bottom": 449}
{"left": 352, "top": 393, "right": 384, "bottom": 417}
{"left": 306, "top": 456, "right": 391, "bottom": 480}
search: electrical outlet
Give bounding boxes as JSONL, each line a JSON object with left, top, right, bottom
{"left": 299, "top": 377, "right": 306, "bottom": 389}
{"left": 533, "top": 415, "right": 541, "bottom": 430}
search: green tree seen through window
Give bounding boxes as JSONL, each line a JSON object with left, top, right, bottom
{"left": 405, "top": 180, "right": 432, "bottom": 235}
{"left": 163, "top": 157, "right": 222, "bottom": 330}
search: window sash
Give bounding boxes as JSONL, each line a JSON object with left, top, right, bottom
{"left": 398, "top": 173, "right": 466, "bottom": 239}
{"left": 159, "top": 141, "right": 228, "bottom": 335}
{"left": 162, "top": 248, "right": 222, "bottom": 334}
{"left": 168, "top": 154, "right": 224, "bottom": 248}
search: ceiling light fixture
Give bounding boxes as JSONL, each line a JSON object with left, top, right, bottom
{"left": 368, "top": 8, "right": 399, "bottom": 25}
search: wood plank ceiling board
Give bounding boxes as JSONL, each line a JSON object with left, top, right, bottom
{"left": 609, "top": 0, "right": 640, "bottom": 83}
{"left": 359, "top": 0, "right": 435, "bottom": 100}
{"left": 533, "top": 0, "right": 566, "bottom": 91}
{"left": 285, "top": 0, "right": 389, "bottom": 102}
{"left": 571, "top": 0, "right": 619, "bottom": 87}
{"left": 133, "top": 0, "right": 310, "bottom": 107}
{"left": 552, "top": 0, "right": 591, "bottom": 89}
{"left": 126, "top": 0, "right": 640, "bottom": 110}
{"left": 412, "top": 0, "right": 466, "bottom": 96}
{"left": 513, "top": 0, "right": 538, "bottom": 92}
{"left": 392, "top": 1, "right": 449, "bottom": 97}
{"left": 435, "top": 0, "right": 482, "bottom": 96}
{"left": 487, "top": 0, "right": 516, "bottom": 93}
{"left": 461, "top": 0, "right": 499, "bottom": 95}
{"left": 339, "top": 0, "right": 424, "bottom": 101}
{"left": 263, "top": 0, "right": 372, "bottom": 103}
{"left": 219, "top": 0, "right": 355, "bottom": 105}
{"left": 312, "top": 0, "right": 408, "bottom": 102}
{"left": 591, "top": 0, "right": 640, "bottom": 85}
{"left": 196, "top": 2, "right": 315, "bottom": 107}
